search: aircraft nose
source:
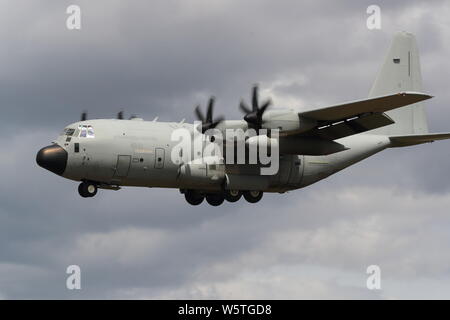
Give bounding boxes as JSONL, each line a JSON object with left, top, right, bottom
{"left": 36, "top": 144, "right": 68, "bottom": 176}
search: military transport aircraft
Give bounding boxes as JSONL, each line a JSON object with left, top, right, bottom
{"left": 36, "top": 32, "right": 450, "bottom": 206}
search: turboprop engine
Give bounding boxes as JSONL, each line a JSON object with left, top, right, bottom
{"left": 261, "top": 110, "right": 317, "bottom": 133}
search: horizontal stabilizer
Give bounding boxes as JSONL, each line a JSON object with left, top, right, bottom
{"left": 389, "top": 132, "right": 450, "bottom": 147}
{"left": 300, "top": 92, "right": 432, "bottom": 122}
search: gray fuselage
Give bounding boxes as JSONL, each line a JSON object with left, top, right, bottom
{"left": 52, "top": 119, "right": 390, "bottom": 193}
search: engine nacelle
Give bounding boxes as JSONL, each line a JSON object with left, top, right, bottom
{"left": 245, "top": 135, "right": 279, "bottom": 150}
{"left": 261, "top": 109, "right": 317, "bottom": 133}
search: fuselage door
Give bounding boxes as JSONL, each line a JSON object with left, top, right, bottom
{"left": 154, "top": 148, "right": 165, "bottom": 169}
{"left": 114, "top": 155, "right": 131, "bottom": 177}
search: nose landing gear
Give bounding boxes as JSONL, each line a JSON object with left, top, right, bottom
{"left": 78, "top": 181, "right": 98, "bottom": 198}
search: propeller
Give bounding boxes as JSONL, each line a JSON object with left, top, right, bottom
{"left": 239, "top": 84, "right": 271, "bottom": 130}
{"left": 194, "top": 96, "right": 224, "bottom": 133}
{"left": 117, "top": 111, "right": 124, "bottom": 119}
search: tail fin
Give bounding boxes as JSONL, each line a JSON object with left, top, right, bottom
{"left": 369, "top": 31, "right": 429, "bottom": 135}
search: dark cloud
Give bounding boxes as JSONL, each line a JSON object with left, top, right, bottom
{"left": 1, "top": 0, "right": 450, "bottom": 299}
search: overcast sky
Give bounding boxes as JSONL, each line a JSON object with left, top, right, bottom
{"left": 1, "top": 0, "right": 450, "bottom": 299}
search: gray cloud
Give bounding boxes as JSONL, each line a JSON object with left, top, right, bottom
{"left": 1, "top": 0, "right": 450, "bottom": 299}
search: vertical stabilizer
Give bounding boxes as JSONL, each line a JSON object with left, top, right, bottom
{"left": 369, "top": 32, "right": 428, "bottom": 135}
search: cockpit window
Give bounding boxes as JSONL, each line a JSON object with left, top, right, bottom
{"left": 78, "top": 125, "right": 95, "bottom": 138}
{"left": 80, "top": 126, "right": 87, "bottom": 138}
{"left": 87, "top": 126, "right": 94, "bottom": 137}
{"left": 62, "top": 128, "right": 76, "bottom": 136}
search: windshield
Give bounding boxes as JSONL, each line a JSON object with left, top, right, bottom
{"left": 61, "top": 128, "right": 76, "bottom": 136}
{"left": 78, "top": 125, "right": 95, "bottom": 138}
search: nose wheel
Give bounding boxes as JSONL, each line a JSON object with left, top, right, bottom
{"left": 78, "top": 182, "right": 98, "bottom": 198}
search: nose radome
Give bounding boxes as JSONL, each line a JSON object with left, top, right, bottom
{"left": 36, "top": 144, "right": 68, "bottom": 176}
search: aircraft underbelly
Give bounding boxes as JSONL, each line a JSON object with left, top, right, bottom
{"left": 299, "top": 134, "right": 390, "bottom": 187}
{"left": 223, "top": 155, "right": 304, "bottom": 192}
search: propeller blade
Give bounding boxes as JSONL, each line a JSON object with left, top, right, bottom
{"left": 252, "top": 85, "right": 259, "bottom": 112}
{"left": 210, "top": 116, "right": 225, "bottom": 128}
{"left": 240, "top": 84, "right": 271, "bottom": 130}
{"left": 259, "top": 99, "right": 271, "bottom": 114}
{"left": 206, "top": 96, "right": 215, "bottom": 123}
{"left": 195, "top": 105, "right": 205, "bottom": 123}
{"left": 81, "top": 111, "right": 87, "bottom": 121}
{"left": 117, "top": 111, "right": 124, "bottom": 119}
{"left": 194, "top": 96, "right": 225, "bottom": 134}
{"left": 239, "top": 100, "right": 252, "bottom": 114}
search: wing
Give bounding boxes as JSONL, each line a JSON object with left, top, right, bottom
{"left": 300, "top": 92, "right": 432, "bottom": 122}
{"left": 296, "top": 92, "right": 432, "bottom": 140}
{"left": 298, "top": 112, "right": 394, "bottom": 140}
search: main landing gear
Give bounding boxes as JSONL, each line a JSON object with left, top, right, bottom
{"left": 184, "top": 190, "right": 204, "bottom": 205}
{"left": 183, "top": 189, "right": 263, "bottom": 206}
{"left": 243, "top": 190, "right": 263, "bottom": 203}
{"left": 78, "top": 181, "right": 98, "bottom": 198}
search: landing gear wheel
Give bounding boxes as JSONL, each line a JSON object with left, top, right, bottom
{"left": 78, "top": 182, "right": 98, "bottom": 198}
{"left": 185, "top": 190, "right": 204, "bottom": 206}
{"left": 78, "top": 183, "right": 88, "bottom": 198}
{"left": 224, "top": 190, "right": 242, "bottom": 202}
{"left": 243, "top": 190, "right": 263, "bottom": 203}
{"left": 206, "top": 193, "right": 225, "bottom": 206}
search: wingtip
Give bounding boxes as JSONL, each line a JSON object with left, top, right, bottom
{"left": 399, "top": 91, "right": 434, "bottom": 99}
{"left": 421, "top": 93, "right": 434, "bottom": 100}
